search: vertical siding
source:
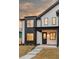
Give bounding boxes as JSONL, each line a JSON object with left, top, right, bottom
{"left": 37, "top": 20, "right": 41, "bottom": 27}
{"left": 41, "top": 5, "right": 59, "bottom": 27}
{"left": 19, "top": 21, "right": 23, "bottom": 31}
{"left": 37, "top": 31, "right": 42, "bottom": 44}
{"left": 22, "top": 21, "right": 25, "bottom": 44}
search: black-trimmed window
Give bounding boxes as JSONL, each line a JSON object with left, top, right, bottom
{"left": 27, "top": 20, "right": 34, "bottom": 27}
{"left": 50, "top": 32, "right": 56, "bottom": 40}
{"left": 26, "top": 33, "right": 34, "bottom": 41}
{"left": 52, "top": 17, "right": 56, "bottom": 25}
{"left": 44, "top": 18, "right": 48, "bottom": 25}
{"left": 43, "top": 33, "right": 47, "bottom": 39}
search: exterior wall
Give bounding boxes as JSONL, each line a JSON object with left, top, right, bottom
{"left": 41, "top": 5, "right": 59, "bottom": 27}
{"left": 19, "top": 20, "right": 23, "bottom": 44}
{"left": 19, "top": 20, "right": 23, "bottom": 32}
{"left": 25, "top": 16, "right": 37, "bottom": 45}
{"left": 37, "top": 31, "right": 42, "bottom": 44}
{"left": 19, "top": 32, "right": 22, "bottom": 44}
{"left": 37, "top": 20, "right": 41, "bottom": 27}
{"left": 42, "top": 30, "right": 57, "bottom": 45}
{"left": 22, "top": 21, "right": 25, "bottom": 44}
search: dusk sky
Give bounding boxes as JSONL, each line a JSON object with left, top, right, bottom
{"left": 19, "top": 0, "right": 57, "bottom": 19}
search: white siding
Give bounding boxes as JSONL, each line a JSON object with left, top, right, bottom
{"left": 37, "top": 20, "right": 41, "bottom": 27}
{"left": 19, "top": 21, "right": 23, "bottom": 31}
{"left": 42, "top": 30, "right": 57, "bottom": 45}
{"left": 41, "top": 5, "right": 59, "bottom": 27}
{"left": 37, "top": 31, "right": 42, "bottom": 44}
{"left": 22, "top": 21, "right": 25, "bottom": 44}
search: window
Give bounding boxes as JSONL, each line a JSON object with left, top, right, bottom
{"left": 50, "top": 32, "right": 56, "bottom": 40}
{"left": 27, "top": 33, "right": 34, "bottom": 41}
{"left": 44, "top": 18, "right": 48, "bottom": 25}
{"left": 27, "top": 20, "right": 34, "bottom": 27}
{"left": 52, "top": 17, "right": 56, "bottom": 25}
{"left": 43, "top": 33, "right": 47, "bottom": 39}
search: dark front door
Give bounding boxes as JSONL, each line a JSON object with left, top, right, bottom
{"left": 42, "top": 32, "right": 47, "bottom": 44}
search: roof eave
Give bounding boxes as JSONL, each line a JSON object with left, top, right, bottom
{"left": 38, "top": 0, "right": 59, "bottom": 18}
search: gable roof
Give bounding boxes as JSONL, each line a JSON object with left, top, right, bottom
{"left": 20, "top": 19, "right": 25, "bottom": 21}
{"left": 20, "top": 0, "right": 59, "bottom": 20}
{"left": 38, "top": 0, "right": 59, "bottom": 18}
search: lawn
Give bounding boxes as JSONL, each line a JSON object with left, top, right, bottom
{"left": 19, "top": 45, "right": 35, "bottom": 57}
{"left": 32, "top": 48, "right": 59, "bottom": 59}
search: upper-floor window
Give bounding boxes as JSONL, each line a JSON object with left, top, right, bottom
{"left": 52, "top": 17, "right": 56, "bottom": 25}
{"left": 44, "top": 18, "right": 48, "bottom": 25}
{"left": 27, "top": 20, "right": 34, "bottom": 27}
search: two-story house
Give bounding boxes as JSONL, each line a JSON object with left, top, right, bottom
{"left": 20, "top": 0, "right": 59, "bottom": 47}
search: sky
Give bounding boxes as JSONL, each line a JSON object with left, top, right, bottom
{"left": 19, "top": 0, "right": 57, "bottom": 19}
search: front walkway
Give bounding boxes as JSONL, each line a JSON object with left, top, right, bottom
{"left": 19, "top": 45, "right": 57, "bottom": 59}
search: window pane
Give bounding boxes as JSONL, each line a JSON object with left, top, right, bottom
{"left": 50, "top": 32, "right": 56, "bottom": 40}
{"left": 27, "top": 20, "right": 34, "bottom": 27}
{"left": 27, "top": 33, "right": 34, "bottom": 41}
{"left": 44, "top": 18, "right": 48, "bottom": 25}
{"left": 52, "top": 17, "right": 56, "bottom": 24}
{"left": 43, "top": 33, "right": 47, "bottom": 39}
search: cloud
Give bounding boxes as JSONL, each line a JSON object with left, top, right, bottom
{"left": 19, "top": 0, "right": 56, "bottom": 19}
{"left": 20, "top": 2, "right": 33, "bottom": 11}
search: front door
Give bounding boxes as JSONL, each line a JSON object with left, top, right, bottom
{"left": 42, "top": 32, "right": 47, "bottom": 44}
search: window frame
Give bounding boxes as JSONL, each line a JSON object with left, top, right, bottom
{"left": 50, "top": 32, "right": 56, "bottom": 40}
{"left": 27, "top": 20, "right": 34, "bottom": 27}
{"left": 44, "top": 18, "right": 48, "bottom": 25}
{"left": 26, "top": 33, "right": 34, "bottom": 41}
{"left": 52, "top": 17, "right": 56, "bottom": 25}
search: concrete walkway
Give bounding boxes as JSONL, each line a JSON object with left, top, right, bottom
{"left": 20, "top": 45, "right": 57, "bottom": 59}
{"left": 37, "top": 45, "right": 57, "bottom": 48}
{"left": 20, "top": 46, "right": 43, "bottom": 59}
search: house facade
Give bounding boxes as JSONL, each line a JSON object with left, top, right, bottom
{"left": 20, "top": 0, "right": 59, "bottom": 47}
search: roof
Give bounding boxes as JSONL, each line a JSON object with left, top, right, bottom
{"left": 20, "top": 19, "right": 25, "bottom": 21}
{"left": 25, "top": 16, "right": 37, "bottom": 18}
{"left": 38, "top": 0, "right": 59, "bottom": 18}
{"left": 20, "top": 16, "right": 37, "bottom": 21}
{"left": 20, "top": 0, "right": 59, "bottom": 20}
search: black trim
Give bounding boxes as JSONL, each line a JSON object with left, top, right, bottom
{"left": 25, "top": 16, "right": 37, "bottom": 45}
{"left": 42, "top": 32, "right": 47, "bottom": 44}
{"left": 20, "top": 19, "right": 25, "bottom": 21}
{"left": 21, "top": 0, "right": 59, "bottom": 46}
{"left": 56, "top": 28, "right": 59, "bottom": 47}
{"left": 56, "top": 10, "right": 59, "bottom": 17}
{"left": 36, "top": 26, "right": 59, "bottom": 30}
{"left": 38, "top": 1, "right": 59, "bottom": 18}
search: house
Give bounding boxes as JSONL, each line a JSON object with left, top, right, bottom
{"left": 20, "top": 0, "right": 59, "bottom": 47}
{"left": 19, "top": 19, "right": 25, "bottom": 44}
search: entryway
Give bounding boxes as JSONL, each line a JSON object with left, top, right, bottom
{"left": 42, "top": 30, "right": 57, "bottom": 45}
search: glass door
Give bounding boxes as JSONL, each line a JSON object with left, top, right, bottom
{"left": 42, "top": 32, "right": 47, "bottom": 44}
